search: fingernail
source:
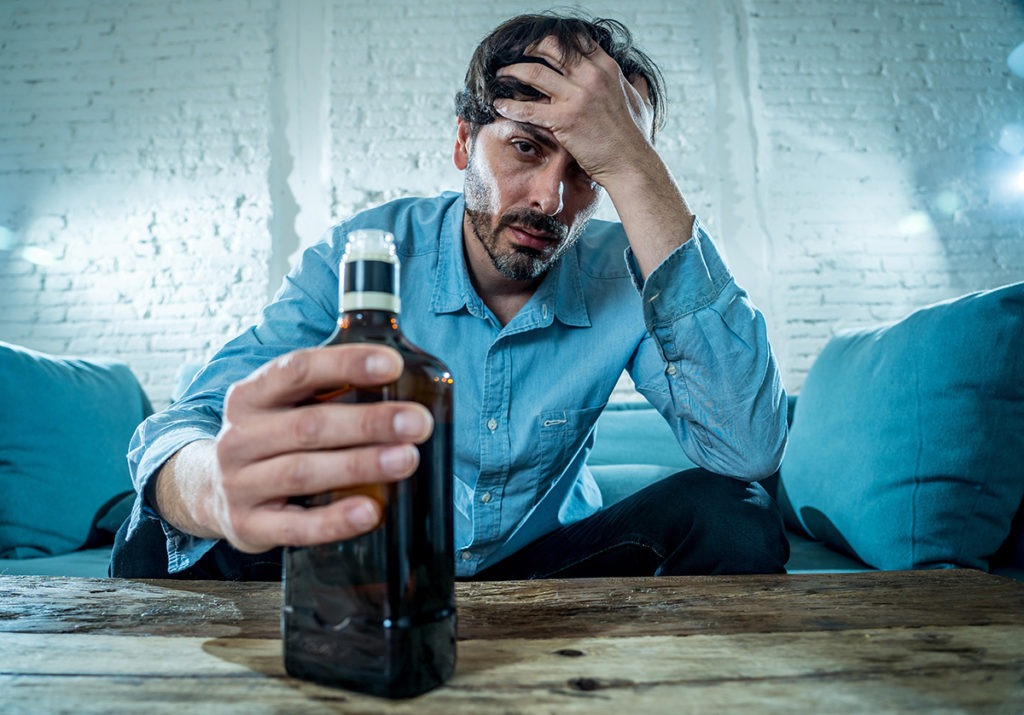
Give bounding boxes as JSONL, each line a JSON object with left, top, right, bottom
{"left": 349, "top": 499, "right": 380, "bottom": 531}
{"left": 380, "top": 444, "right": 416, "bottom": 475}
{"left": 394, "top": 408, "right": 431, "bottom": 440}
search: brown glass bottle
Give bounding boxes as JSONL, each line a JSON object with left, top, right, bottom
{"left": 282, "top": 229, "right": 456, "bottom": 698}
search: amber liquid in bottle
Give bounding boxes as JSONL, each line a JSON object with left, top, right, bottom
{"left": 282, "top": 229, "right": 456, "bottom": 698}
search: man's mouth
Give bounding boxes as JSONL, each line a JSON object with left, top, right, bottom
{"left": 507, "top": 224, "right": 557, "bottom": 252}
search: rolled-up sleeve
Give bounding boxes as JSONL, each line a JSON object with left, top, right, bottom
{"left": 124, "top": 405, "right": 223, "bottom": 572}
{"left": 627, "top": 218, "right": 788, "bottom": 481}
{"left": 123, "top": 234, "right": 342, "bottom": 573}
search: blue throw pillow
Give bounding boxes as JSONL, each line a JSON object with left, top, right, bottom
{"left": 0, "top": 342, "right": 152, "bottom": 558}
{"left": 780, "top": 282, "right": 1024, "bottom": 570}
{"left": 588, "top": 402, "right": 698, "bottom": 506}
{"left": 588, "top": 401, "right": 697, "bottom": 469}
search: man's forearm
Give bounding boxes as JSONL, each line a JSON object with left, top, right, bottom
{"left": 631, "top": 216, "right": 787, "bottom": 481}
{"left": 152, "top": 440, "right": 225, "bottom": 541}
{"left": 603, "top": 147, "right": 696, "bottom": 281}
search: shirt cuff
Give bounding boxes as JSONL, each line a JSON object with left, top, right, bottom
{"left": 625, "top": 217, "right": 736, "bottom": 362}
{"left": 126, "top": 422, "right": 222, "bottom": 573}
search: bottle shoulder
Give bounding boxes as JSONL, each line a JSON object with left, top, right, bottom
{"left": 324, "top": 314, "right": 452, "bottom": 403}
{"left": 396, "top": 335, "right": 450, "bottom": 374}
{"left": 327, "top": 314, "right": 449, "bottom": 369}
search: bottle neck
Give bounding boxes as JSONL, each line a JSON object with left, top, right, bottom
{"left": 338, "top": 309, "right": 399, "bottom": 331}
{"left": 340, "top": 258, "right": 400, "bottom": 315}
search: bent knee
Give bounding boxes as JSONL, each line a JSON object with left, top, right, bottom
{"left": 650, "top": 469, "right": 789, "bottom": 574}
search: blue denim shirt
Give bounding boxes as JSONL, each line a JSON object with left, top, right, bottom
{"left": 126, "top": 192, "right": 787, "bottom": 576}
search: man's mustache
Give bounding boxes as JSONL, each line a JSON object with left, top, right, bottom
{"left": 499, "top": 208, "right": 568, "bottom": 242}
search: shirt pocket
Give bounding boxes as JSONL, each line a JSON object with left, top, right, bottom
{"left": 529, "top": 404, "right": 605, "bottom": 501}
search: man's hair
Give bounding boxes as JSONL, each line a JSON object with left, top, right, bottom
{"left": 455, "top": 12, "right": 666, "bottom": 139}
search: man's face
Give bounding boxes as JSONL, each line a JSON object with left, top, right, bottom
{"left": 455, "top": 117, "right": 603, "bottom": 282}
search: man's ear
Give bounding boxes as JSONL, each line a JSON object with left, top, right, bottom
{"left": 453, "top": 117, "right": 472, "bottom": 171}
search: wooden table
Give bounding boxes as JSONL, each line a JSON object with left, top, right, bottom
{"left": 1, "top": 570, "right": 1021, "bottom": 713}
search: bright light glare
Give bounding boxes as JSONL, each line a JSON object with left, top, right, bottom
{"left": 897, "top": 211, "right": 936, "bottom": 238}
{"left": 1016, "top": 169, "right": 1024, "bottom": 193}
{"left": 932, "top": 190, "right": 962, "bottom": 216}
{"left": 0, "top": 226, "right": 15, "bottom": 251}
{"left": 999, "top": 123, "right": 1024, "bottom": 156}
{"left": 1009, "top": 42, "right": 1024, "bottom": 79}
{"left": 20, "top": 246, "right": 57, "bottom": 266}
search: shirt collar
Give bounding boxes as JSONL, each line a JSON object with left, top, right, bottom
{"left": 430, "top": 193, "right": 590, "bottom": 328}
{"left": 430, "top": 194, "right": 478, "bottom": 315}
{"left": 540, "top": 243, "right": 590, "bottom": 328}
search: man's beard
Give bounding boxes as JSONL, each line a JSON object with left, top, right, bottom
{"left": 464, "top": 161, "right": 588, "bottom": 281}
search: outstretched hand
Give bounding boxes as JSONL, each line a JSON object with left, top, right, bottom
{"left": 163, "top": 344, "right": 434, "bottom": 554}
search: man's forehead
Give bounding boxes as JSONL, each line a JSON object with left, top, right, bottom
{"left": 480, "top": 118, "right": 592, "bottom": 179}
{"left": 480, "top": 116, "right": 558, "bottom": 149}
{"left": 509, "top": 119, "right": 559, "bottom": 148}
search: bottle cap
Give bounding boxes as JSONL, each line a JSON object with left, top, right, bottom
{"left": 341, "top": 230, "right": 401, "bottom": 313}
{"left": 344, "top": 229, "right": 397, "bottom": 264}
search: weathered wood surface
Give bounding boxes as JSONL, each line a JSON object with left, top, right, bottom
{"left": 0, "top": 571, "right": 1021, "bottom": 713}
{"left": 2, "top": 626, "right": 1021, "bottom": 714}
{"left": 2, "top": 570, "right": 1021, "bottom": 639}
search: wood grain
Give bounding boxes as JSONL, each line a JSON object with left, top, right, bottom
{"left": 2, "top": 627, "right": 1021, "bottom": 713}
{"left": 1, "top": 570, "right": 1021, "bottom": 713}
{"left": 2, "top": 570, "right": 1021, "bottom": 639}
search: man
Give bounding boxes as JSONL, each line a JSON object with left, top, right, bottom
{"left": 112, "top": 13, "right": 789, "bottom": 580}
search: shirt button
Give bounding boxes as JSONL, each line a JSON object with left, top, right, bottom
{"left": 487, "top": 418, "right": 498, "bottom": 431}
{"left": 666, "top": 364, "right": 678, "bottom": 375}
{"left": 480, "top": 491, "right": 493, "bottom": 504}
{"left": 460, "top": 550, "right": 473, "bottom": 561}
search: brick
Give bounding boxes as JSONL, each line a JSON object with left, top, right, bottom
{"left": 0, "top": 0, "right": 1021, "bottom": 399}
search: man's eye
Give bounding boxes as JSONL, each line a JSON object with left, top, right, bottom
{"left": 513, "top": 140, "right": 538, "bottom": 156}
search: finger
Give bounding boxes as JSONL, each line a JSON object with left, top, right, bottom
{"left": 228, "top": 344, "right": 404, "bottom": 413}
{"left": 523, "top": 34, "right": 581, "bottom": 70}
{"left": 497, "top": 60, "right": 573, "bottom": 101}
{"left": 492, "top": 95, "right": 545, "bottom": 126}
{"left": 231, "top": 495, "right": 385, "bottom": 552}
{"left": 525, "top": 34, "right": 615, "bottom": 75}
{"left": 217, "top": 399, "right": 434, "bottom": 466}
{"left": 225, "top": 442, "right": 420, "bottom": 506}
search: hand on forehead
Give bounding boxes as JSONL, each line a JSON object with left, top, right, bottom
{"left": 532, "top": 36, "right": 651, "bottom": 92}
{"left": 493, "top": 33, "right": 655, "bottom": 142}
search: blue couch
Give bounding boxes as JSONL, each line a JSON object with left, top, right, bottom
{"left": 3, "top": 280, "right": 1022, "bottom": 579}
{"left": 593, "top": 281, "right": 1024, "bottom": 580}
{"left": 586, "top": 399, "right": 874, "bottom": 574}
{"left": 0, "top": 341, "right": 148, "bottom": 578}
{"left": 589, "top": 398, "right": 1022, "bottom": 578}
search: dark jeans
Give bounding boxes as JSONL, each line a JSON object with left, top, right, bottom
{"left": 110, "top": 468, "right": 788, "bottom": 580}
{"left": 110, "top": 514, "right": 285, "bottom": 580}
{"left": 472, "top": 468, "right": 788, "bottom": 579}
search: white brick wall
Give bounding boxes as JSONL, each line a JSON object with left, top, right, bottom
{"left": 753, "top": 0, "right": 1024, "bottom": 379}
{"left": 2, "top": 0, "right": 1022, "bottom": 405}
{"left": 1, "top": 0, "right": 277, "bottom": 402}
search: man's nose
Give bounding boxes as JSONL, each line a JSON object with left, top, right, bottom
{"left": 530, "top": 164, "right": 565, "bottom": 217}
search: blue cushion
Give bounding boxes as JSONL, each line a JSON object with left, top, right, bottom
{"left": 588, "top": 402, "right": 697, "bottom": 506}
{"left": 0, "top": 342, "right": 152, "bottom": 558}
{"left": 780, "top": 282, "right": 1024, "bottom": 570}
{"left": 588, "top": 402, "right": 697, "bottom": 469}
{"left": 589, "top": 464, "right": 681, "bottom": 507}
